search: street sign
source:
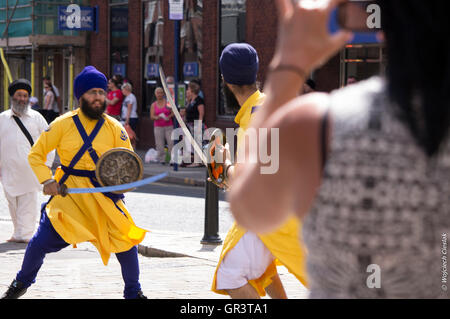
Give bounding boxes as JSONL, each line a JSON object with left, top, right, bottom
{"left": 147, "top": 63, "right": 159, "bottom": 78}
{"left": 58, "top": 5, "right": 97, "bottom": 32}
{"left": 112, "top": 64, "right": 126, "bottom": 77}
{"left": 328, "top": 9, "right": 379, "bottom": 44}
{"left": 169, "top": 0, "right": 184, "bottom": 20}
{"left": 183, "top": 62, "right": 199, "bottom": 77}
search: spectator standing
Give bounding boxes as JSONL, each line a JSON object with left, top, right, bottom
{"left": 42, "top": 82, "right": 58, "bottom": 123}
{"left": 0, "top": 79, "right": 54, "bottom": 243}
{"left": 121, "top": 83, "right": 139, "bottom": 149}
{"left": 150, "top": 87, "right": 174, "bottom": 164}
{"left": 43, "top": 76, "right": 62, "bottom": 118}
{"left": 181, "top": 80, "right": 205, "bottom": 167}
{"left": 105, "top": 78, "right": 124, "bottom": 120}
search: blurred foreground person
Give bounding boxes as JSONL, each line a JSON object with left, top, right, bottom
{"left": 229, "top": 0, "right": 450, "bottom": 298}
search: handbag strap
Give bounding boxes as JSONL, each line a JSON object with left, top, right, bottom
{"left": 12, "top": 115, "right": 34, "bottom": 147}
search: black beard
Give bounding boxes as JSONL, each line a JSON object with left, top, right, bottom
{"left": 80, "top": 97, "right": 106, "bottom": 120}
{"left": 222, "top": 81, "right": 241, "bottom": 113}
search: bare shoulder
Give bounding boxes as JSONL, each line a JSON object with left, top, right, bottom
{"left": 267, "top": 92, "right": 330, "bottom": 133}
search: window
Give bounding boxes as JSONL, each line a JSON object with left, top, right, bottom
{"left": 110, "top": 0, "right": 128, "bottom": 80}
{"left": 340, "top": 44, "right": 387, "bottom": 86}
{"left": 218, "top": 0, "right": 246, "bottom": 117}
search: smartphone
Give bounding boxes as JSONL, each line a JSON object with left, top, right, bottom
{"left": 337, "top": 0, "right": 381, "bottom": 33}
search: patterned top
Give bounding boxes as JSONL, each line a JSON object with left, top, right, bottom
{"left": 303, "top": 77, "right": 450, "bottom": 299}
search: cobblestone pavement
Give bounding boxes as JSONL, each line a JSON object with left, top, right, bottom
{"left": 0, "top": 221, "right": 308, "bottom": 299}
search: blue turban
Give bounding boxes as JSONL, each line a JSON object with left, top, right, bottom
{"left": 74, "top": 66, "right": 108, "bottom": 100}
{"left": 219, "top": 43, "right": 259, "bottom": 86}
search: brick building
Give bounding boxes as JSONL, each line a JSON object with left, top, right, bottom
{"left": 88, "top": 0, "right": 385, "bottom": 149}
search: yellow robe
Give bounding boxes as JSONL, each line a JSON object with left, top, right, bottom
{"left": 28, "top": 109, "right": 147, "bottom": 265}
{"left": 212, "top": 91, "right": 308, "bottom": 296}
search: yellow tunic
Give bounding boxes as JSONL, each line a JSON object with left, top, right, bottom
{"left": 28, "top": 109, "right": 147, "bottom": 265}
{"left": 212, "top": 91, "right": 308, "bottom": 296}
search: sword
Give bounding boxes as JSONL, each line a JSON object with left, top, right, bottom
{"left": 159, "top": 67, "right": 208, "bottom": 166}
{"left": 60, "top": 172, "right": 168, "bottom": 196}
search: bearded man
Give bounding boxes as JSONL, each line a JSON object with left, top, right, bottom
{"left": 0, "top": 79, "right": 54, "bottom": 243}
{"left": 1, "top": 67, "right": 148, "bottom": 299}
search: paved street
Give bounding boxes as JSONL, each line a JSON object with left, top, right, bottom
{"left": 0, "top": 181, "right": 309, "bottom": 299}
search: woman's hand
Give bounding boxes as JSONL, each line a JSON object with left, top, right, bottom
{"left": 271, "top": 0, "right": 353, "bottom": 74}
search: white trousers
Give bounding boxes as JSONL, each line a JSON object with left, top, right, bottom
{"left": 216, "top": 231, "right": 275, "bottom": 290}
{"left": 4, "top": 190, "right": 39, "bottom": 241}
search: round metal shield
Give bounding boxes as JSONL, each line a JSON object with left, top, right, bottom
{"left": 95, "top": 148, "right": 144, "bottom": 194}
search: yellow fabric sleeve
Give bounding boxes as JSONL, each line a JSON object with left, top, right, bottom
{"left": 28, "top": 118, "right": 63, "bottom": 183}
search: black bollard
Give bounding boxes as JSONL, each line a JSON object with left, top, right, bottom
{"left": 201, "top": 172, "right": 222, "bottom": 245}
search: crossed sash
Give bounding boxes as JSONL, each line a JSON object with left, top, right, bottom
{"left": 42, "top": 115, "right": 124, "bottom": 216}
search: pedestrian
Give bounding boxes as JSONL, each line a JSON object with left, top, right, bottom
{"left": 1, "top": 66, "right": 148, "bottom": 299}
{"left": 0, "top": 79, "right": 55, "bottom": 243}
{"left": 181, "top": 80, "right": 205, "bottom": 167}
{"left": 150, "top": 87, "right": 174, "bottom": 164}
{"left": 42, "top": 82, "right": 58, "bottom": 123}
{"left": 29, "top": 97, "right": 40, "bottom": 111}
{"left": 210, "top": 43, "right": 308, "bottom": 299}
{"left": 43, "top": 76, "right": 62, "bottom": 120}
{"left": 121, "top": 82, "right": 139, "bottom": 149}
{"left": 228, "top": 0, "right": 450, "bottom": 299}
{"left": 105, "top": 77, "right": 124, "bottom": 121}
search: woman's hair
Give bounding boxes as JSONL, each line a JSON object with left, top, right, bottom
{"left": 109, "top": 78, "right": 121, "bottom": 89}
{"left": 188, "top": 81, "right": 200, "bottom": 95}
{"left": 379, "top": 0, "right": 450, "bottom": 156}
{"left": 121, "top": 82, "right": 132, "bottom": 91}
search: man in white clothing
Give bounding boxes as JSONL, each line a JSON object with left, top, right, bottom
{"left": 0, "top": 79, "right": 54, "bottom": 243}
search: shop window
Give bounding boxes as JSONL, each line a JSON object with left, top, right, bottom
{"left": 110, "top": 0, "right": 128, "bottom": 81}
{"left": 340, "top": 44, "right": 387, "bottom": 86}
{"left": 143, "top": 0, "right": 164, "bottom": 114}
{"left": 218, "top": 0, "right": 246, "bottom": 117}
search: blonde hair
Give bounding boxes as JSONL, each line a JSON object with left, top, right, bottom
{"left": 121, "top": 82, "right": 133, "bottom": 91}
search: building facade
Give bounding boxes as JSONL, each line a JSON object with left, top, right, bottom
{"left": 0, "top": 0, "right": 90, "bottom": 112}
{"left": 1, "top": 0, "right": 386, "bottom": 149}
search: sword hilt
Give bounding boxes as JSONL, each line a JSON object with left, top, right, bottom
{"left": 59, "top": 184, "right": 68, "bottom": 197}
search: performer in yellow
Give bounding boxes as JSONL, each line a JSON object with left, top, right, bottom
{"left": 1, "top": 66, "right": 148, "bottom": 299}
{"left": 212, "top": 43, "right": 308, "bottom": 298}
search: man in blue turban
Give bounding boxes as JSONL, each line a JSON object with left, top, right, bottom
{"left": 212, "top": 44, "right": 308, "bottom": 299}
{"left": 2, "top": 66, "right": 148, "bottom": 299}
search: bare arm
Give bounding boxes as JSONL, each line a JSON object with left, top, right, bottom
{"left": 228, "top": 0, "right": 351, "bottom": 234}
{"left": 150, "top": 103, "right": 159, "bottom": 121}
{"left": 198, "top": 104, "right": 205, "bottom": 122}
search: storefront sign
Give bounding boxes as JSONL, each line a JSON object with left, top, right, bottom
{"left": 169, "top": 0, "right": 184, "bottom": 20}
{"left": 58, "top": 5, "right": 98, "bottom": 32}
{"left": 112, "top": 64, "right": 126, "bottom": 77}
{"left": 147, "top": 63, "right": 159, "bottom": 78}
{"left": 328, "top": 8, "right": 379, "bottom": 44}
{"left": 183, "top": 62, "right": 199, "bottom": 77}
{"left": 111, "top": 8, "right": 128, "bottom": 32}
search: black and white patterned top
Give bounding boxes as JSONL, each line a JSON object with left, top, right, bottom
{"left": 303, "top": 77, "right": 450, "bottom": 299}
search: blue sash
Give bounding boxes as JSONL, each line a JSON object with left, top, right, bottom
{"left": 44, "top": 115, "right": 124, "bottom": 213}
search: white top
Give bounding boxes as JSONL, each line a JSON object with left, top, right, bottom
{"left": 121, "top": 93, "right": 138, "bottom": 120}
{"left": 0, "top": 108, "right": 55, "bottom": 197}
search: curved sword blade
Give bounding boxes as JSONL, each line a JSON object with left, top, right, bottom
{"left": 159, "top": 67, "right": 208, "bottom": 166}
{"left": 66, "top": 172, "right": 168, "bottom": 194}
